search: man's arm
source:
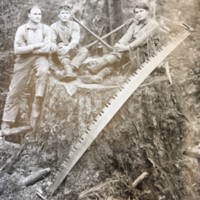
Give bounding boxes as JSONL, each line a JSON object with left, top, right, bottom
{"left": 128, "top": 22, "right": 159, "bottom": 51}
{"left": 114, "top": 20, "right": 159, "bottom": 53}
{"left": 67, "top": 22, "right": 80, "bottom": 50}
{"left": 14, "top": 26, "right": 44, "bottom": 55}
{"left": 33, "top": 25, "right": 52, "bottom": 54}
{"left": 117, "top": 22, "right": 135, "bottom": 46}
{"left": 50, "top": 25, "right": 58, "bottom": 53}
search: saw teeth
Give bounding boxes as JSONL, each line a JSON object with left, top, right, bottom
{"left": 74, "top": 146, "right": 78, "bottom": 150}
{"left": 78, "top": 139, "right": 83, "bottom": 143}
{"left": 99, "top": 112, "right": 103, "bottom": 116}
{"left": 85, "top": 129, "right": 90, "bottom": 134}
{"left": 54, "top": 172, "right": 59, "bottom": 177}
{"left": 66, "top": 156, "right": 70, "bottom": 161}
{"left": 71, "top": 148, "right": 76, "bottom": 153}
{"left": 81, "top": 135, "right": 85, "bottom": 140}
{"left": 91, "top": 121, "right": 96, "bottom": 125}
{"left": 63, "top": 161, "right": 68, "bottom": 166}
{"left": 78, "top": 137, "right": 84, "bottom": 143}
{"left": 120, "top": 87, "right": 124, "bottom": 91}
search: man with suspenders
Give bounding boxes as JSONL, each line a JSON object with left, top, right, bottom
{"left": 1, "top": 5, "right": 51, "bottom": 133}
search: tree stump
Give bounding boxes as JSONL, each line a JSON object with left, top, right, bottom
{"left": 2, "top": 71, "right": 196, "bottom": 200}
{"left": 56, "top": 73, "right": 191, "bottom": 200}
{"left": 36, "top": 76, "right": 120, "bottom": 163}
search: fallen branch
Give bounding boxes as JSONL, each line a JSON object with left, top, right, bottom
{"left": 183, "top": 149, "right": 200, "bottom": 160}
{"left": 18, "top": 168, "right": 51, "bottom": 186}
{"left": 132, "top": 172, "right": 149, "bottom": 188}
{"left": 164, "top": 62, "right": 173, "bottom": 85}
{"left": 140, "top": 77, "right": 168, "bottom": 88}
{"left": 79, "top": 179, "right": 119, "bottom": 199}
{"left": 1, "top": 126, "right": 32, "bottom": 136}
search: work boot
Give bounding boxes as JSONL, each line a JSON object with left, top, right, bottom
{"left": 63, "top": 64, "right": 77, "bottom": 81}
{"left": 80, "top": 67, "right": 112, "bottom": 84}
{"left": 51, "top": 67, "right": 75, "bottom": 82}
{"left": 30, "top": 97, "right": 42, "bottom": 128}
{"left": 54, "top": 70, "right": 68, "bottom": 81}
{"left": 87, "top": 58, "right": 107, "bottom": 75}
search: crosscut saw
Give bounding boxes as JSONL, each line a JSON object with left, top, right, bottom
{"left": 37, "top": 27, "right": 191, "bottom": 199}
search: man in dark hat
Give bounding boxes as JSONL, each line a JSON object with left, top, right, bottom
{"left": 1, "top": 5, "right": 51, "bottom": 133}
{"left": 81, "top": 2, "right": 159, "bottom": 84}
{"left": 50, "top": 4, "right": 88, "bottom": 81}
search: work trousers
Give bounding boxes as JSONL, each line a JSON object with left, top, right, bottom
{"left": 103, "top": 52, "right": 123, "bottom": 65}
{"left": 2, "top": 55, "right": 49, "bottom": 122}
{"left": 58, "top": 47, "right": 88, "bottom": 69}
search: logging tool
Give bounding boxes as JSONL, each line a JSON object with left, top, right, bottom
{"left": 85, "top": 18, "right": 134, "bottom": 49}
{"left": 49, "top": 29, "right": 190, "bottom": 197}
{"left": 37, "top": 26, "right": 191, "bottom": 199}
{"left": 72, "top": 15, "right": 114, "bottom": 51}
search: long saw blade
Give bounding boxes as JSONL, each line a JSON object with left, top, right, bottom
{"left": 47, "top": 29, "right": 190, "bottom": 196}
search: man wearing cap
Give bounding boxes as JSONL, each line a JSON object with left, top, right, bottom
{"left": 81, "top": 2, "right": 159, "bottom": 84}
{"left": 50, "top": 4, "right": 88, "bottom": 81}
{"left": 1, "top": 5, "right": 51, "bottom": 132}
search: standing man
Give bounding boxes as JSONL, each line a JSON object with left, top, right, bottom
{"left": 50, "top": 4, "right": 88, "bottom": 81}
{"left": 1, "top": 5, "right": 51, "bottom": 132}
{"left": 82, "top": 2, "right": 159, "bottom": 84}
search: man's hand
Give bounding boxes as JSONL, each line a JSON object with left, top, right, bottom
{"left": 32, "top": 43, "right": 44, "bottom": 50}
{"left": 57, "top": 45, "right": 70, "bottom": 56}
{"left": 33, "top": 45, "right": 51, "bottom": 55}
{"left": 114, "top": 43, "right": 129, "bottom": 53}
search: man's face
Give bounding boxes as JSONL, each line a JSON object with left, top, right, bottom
{"left": 28, "top": 7, "right": 42, "bottom": 24}
{"left": 134, "top": 8, "right": 149, "bottom": 22}
{"left": 58, "top": 10, "right": 71, "bottom": 22}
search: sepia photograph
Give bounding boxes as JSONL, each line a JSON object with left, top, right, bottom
{"left": 0, "top": 0, "right": 199, "bottom": 199}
